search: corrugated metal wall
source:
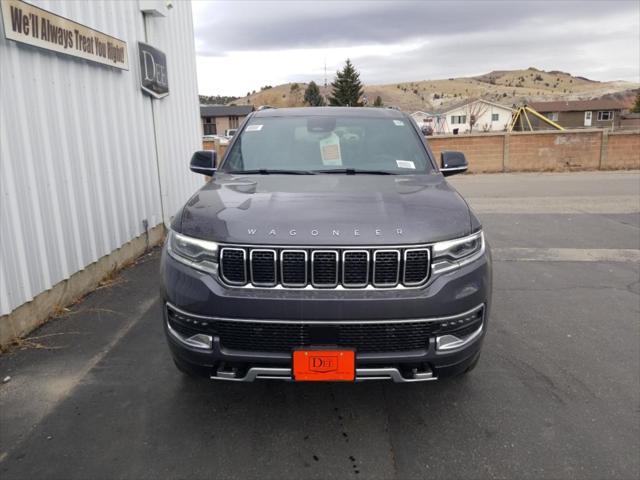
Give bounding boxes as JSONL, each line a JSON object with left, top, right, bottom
{"left": 0, "top": 0, "right": 202, "bottom": 316}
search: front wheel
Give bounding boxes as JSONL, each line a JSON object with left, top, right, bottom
{"left": 173, "top": 357, "right": 209, "bottom": 379}
{"left": 459, "top": 353, "right": 481, "bottom": 376}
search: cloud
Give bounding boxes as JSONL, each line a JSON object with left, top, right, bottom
{"left": 192, "top": 0, "right": 640, "bottom": 95}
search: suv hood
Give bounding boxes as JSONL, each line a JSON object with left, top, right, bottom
{"left": 177, "top": 174, "right": 472, "bottom": 245}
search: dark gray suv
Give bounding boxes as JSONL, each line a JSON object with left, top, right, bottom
{"left": 161, "top": 107, "right": 491, "bottom": 383}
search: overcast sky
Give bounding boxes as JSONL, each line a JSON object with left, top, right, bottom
{"left": 192, "top": 0, "right": 640, "bottom": 96}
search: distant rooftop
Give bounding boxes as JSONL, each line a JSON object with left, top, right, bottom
{"left": 436, "top": 98, "right": 514, "bottom": 115}
{"left": 200, "top": 105, "right": 254, "bottom": 117}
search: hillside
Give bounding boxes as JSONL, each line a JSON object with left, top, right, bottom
{"left": 227, "top": 68, "right": 638, "bottom": 112}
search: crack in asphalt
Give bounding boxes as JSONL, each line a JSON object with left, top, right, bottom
{"left": 381, "top": 384, "right": 399, "bottom": 479}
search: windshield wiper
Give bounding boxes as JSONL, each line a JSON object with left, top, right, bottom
{"left": 312, "top": 168, "right": 397, "bottom": 175}
{"left": 229, "top": 169, "right": 315, "bottom": 175}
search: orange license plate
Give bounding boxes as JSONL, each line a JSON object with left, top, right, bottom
{"left": 293, "top": 349, "right": 355, "bottom": 382}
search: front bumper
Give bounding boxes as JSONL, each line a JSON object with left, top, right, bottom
{"left": 161, "top": 245, "right": 492, "bottom": 382}
{"left": 165, "top": 303, "right": 486, "bottom": 382}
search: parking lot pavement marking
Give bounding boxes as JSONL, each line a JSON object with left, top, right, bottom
{"left": 493, "top": 247, "right": 640, "bottom": 263}
{"left": 465, "top": 196, "right": 640, "bottom": 214}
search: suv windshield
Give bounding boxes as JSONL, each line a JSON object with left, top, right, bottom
{"left": 220, "top": 115, "right": 434, "bottom": 174}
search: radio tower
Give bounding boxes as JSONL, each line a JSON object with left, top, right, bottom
{"left": 324, "top": 58, "right": 327, "bottom": 88}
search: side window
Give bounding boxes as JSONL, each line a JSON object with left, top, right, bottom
{"left": 597, "top": 111, "right": 612, "bottom": 121}
{"left": 491, "top": 113, "right": 499, "bottom": 121}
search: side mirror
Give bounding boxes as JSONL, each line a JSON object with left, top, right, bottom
{"left": 440, "top": 151, "right": 468, "bottom": 177}
{"left": 190, "top": 150, "right": 217, "bottom": 176}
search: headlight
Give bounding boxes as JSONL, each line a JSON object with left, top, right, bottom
{"left": 167, "top": 230, "right": 219, "bottom": 275}
{"left": 431, "top": 231, "right": 485, "bottom": 274}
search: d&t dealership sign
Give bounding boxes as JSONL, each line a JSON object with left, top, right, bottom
{"left": 138, "top": 42, "right": 169, "bottom": 99}
{"left": 1, "top": 0, "right": 128, "bottom": 70}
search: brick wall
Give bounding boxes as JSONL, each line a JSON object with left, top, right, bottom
{"left": 202, "top": 139, "right": 227, "bottom": 166}
{"left": 426, "top": 129, "right": 639, "bottom": 172}
{"left": 508, "top": 131, "right": 602, "bottom": 171}
{"left": 428, "top": 134, "right": 504, "bottom": 173}
{"left": 604, "top": 131, "right": 640, "bottom": 170}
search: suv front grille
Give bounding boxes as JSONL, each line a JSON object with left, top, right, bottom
{"left": 219, "top": 246, "right": 430, "bottom": 289}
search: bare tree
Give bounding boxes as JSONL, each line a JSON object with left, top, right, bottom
{"left": 465, "top": 100, "right": 489, "bottom": 133}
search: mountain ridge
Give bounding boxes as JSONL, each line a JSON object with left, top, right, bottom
{"left": 222, "top": 68, "right": 638, "bottom": 112}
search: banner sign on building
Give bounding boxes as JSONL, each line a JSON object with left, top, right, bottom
{"left": 138, "top": 42, "right": 169, "bottom": 99}
{"left": 1, "top": 0, "right": 128, "bottom": 70}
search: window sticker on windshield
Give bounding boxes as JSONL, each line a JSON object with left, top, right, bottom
{"left": 319, "top": 133, "right": 342, "bottom": 166}
{"left": 396, "top": 160, "right": 415, "bottom": 169}
{"left": 245, "top": 124, "right": 263, "bottom": 132}
{"left": 393, "top": 120, "right": 405, "bottom": 126}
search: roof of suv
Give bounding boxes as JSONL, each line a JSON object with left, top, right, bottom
{"left": 251, "top": 106, "right": 406, "bottom": 119}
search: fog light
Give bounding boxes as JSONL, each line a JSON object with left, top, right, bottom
{"left": 436, "top": 323, "right": 484, "bottom": 351}
{"left": 184, "top": 333, "right": 213, "bottom": 349}
{"left": 436, "top": 334, "right": 466, "bottom": 351}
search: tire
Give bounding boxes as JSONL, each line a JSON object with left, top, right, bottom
{"left": 173, "top": 357, "right": 208, "bottom": 379}
{"left": 459, "top": 353, "right": 481, "bottom": 376}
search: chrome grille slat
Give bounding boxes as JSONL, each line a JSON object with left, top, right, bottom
{"left": 342, "top": 250, "right": 369, "bottom": 288}
{"left": 219, "top": 246, "right": 430, "bottom": 289}
{"left": 373, "top": 250, "right": 400, "bottom": 287}
{"left": 250, "top": 249, "right": 277, "bottom": 286}
{"left": 311, "top": 250, "right": 339, "bottom": 287}
{"left": 220, "top": 248, "right": 247, "bottom": 285}
{"left": 280, "top": 250, "right": 307, "bottom": 287}
{"left": 403, "top": 248, "right": 431, "bottom": 286}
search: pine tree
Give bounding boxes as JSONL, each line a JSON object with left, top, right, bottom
{"left": 304, "top": 81, "right": 324, "bottom": 106}
{"left": 373, "top": 95, "right": 383, "bottom": 107}
{"left": 329, "top": 59, "right": 364, "bottom": 107}
{"left": 632, "top": 91, "right": 640, "bottom": 113}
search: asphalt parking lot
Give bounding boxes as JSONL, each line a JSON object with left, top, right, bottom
{"left": 1, "top": 171, "right": 639, "bottom": 480}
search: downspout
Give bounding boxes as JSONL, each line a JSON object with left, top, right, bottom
{"left": 142, "top": 13, "right": 167, "bottom": 227}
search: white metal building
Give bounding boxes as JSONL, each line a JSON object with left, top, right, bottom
{"left": 0, "top": 0, "right": 202, "bottom": 321}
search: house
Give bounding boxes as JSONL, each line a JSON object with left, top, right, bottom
{"left": 528, "top": 99, "right": 630, "bottom": 129}
{"left": 200, "top": 105, "right": 254, "bottom": 136}
{"left": 439, "top": 99, "right": 513, "bottom": 134}
{"left": 410, "top": 111, "right": 433, "bottom": 126}
{"left": 620, "top": 113, "right": 640, "bottom": 129}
